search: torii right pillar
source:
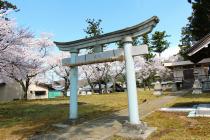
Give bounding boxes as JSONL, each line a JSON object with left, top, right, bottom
{"left": 123, "top": 36, "right": 140, "bottom": 124}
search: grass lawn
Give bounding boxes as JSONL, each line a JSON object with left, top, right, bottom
{"left": 113, "top": 92, "right": 210, "bottom": 140}
{"left": 0, "top": 90, "right": 157, "bottom": 139}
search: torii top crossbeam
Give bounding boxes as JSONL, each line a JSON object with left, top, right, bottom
{"left": 54, "top": 16, "right": 159, "bottom": 51}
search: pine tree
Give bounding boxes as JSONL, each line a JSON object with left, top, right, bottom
{"left": 188, "top": 0, "right": 210, "bottom": 41}
{"left": 151, "top": 31, "right": 170, "bottom": 56}
{"left": 179, "top": 25, "right": 193, "bottom": 60}
{"left": 0, "top": 0, "right": 17, "bottom": 13}
{"left": 84, "top": 18, "right": 103, "bottom": 38}
{"left": 83, "top": 18, "right": 103, "bottom": 53}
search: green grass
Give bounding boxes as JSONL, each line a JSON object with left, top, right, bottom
{"left": 113, "top": 92, "right": 210, "bottom": 140}
{"left": 0, "top": 90, "right": 157, "bottom": 139}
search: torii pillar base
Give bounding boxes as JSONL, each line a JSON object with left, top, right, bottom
{"left": 116, "top": 121, "right": 157, "bottom": 140}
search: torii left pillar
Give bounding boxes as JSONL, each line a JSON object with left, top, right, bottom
{"left": 69, "top": 49, "right": 79, "bottom": 120}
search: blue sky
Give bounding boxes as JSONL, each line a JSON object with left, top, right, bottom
{"left": 10, "top": 0, "right": 192, "bottom": 57}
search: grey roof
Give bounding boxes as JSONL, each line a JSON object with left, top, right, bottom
{"left": 186, "top": 33, "right": 210, "bottom": 56}
{"left": 164, "top": 58, "right": 210, "bottom": 67}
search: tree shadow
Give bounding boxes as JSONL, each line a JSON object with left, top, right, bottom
{"left": 168, "top": 90, "right": 210, "bottom": 98}
{"left": 5, "top": 102, "right": 128, "bottom": 139}
{"left": 170, "top": 101, "right": 210, "bottom": 108}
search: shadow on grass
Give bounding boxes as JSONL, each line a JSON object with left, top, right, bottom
{"left": 171, "top": 101, "right": 210, "bottom": 108}
{"left": 165, "top": 92, "right": 210, "bottom": 108}
{"left": 181, "top": 92, "right": 210, "bottom": 97}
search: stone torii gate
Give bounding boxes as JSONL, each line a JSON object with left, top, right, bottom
{"left": 54, "top": 16, "right": 159, "bottom": 125}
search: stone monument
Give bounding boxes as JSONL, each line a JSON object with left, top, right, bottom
{"left": 153, "top": 73, "right": 162, "bottom": 96}
{"left": 192, "top": 69, "right": 202, "bottom": 94}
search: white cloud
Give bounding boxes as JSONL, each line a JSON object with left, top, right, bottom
{"left": 161, "top": 46, "right": 180, "bottom": 59}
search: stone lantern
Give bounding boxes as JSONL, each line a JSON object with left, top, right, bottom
{"left": 192, "top": 69, "right": 202, "bottom": 94}
{"left": 153, "top": 73, "right": 162, "bottom": 96}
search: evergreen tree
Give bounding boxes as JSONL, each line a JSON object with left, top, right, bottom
{"left": 0, "top": 0, "right": 17, "bottom": 13}
{"left": 84, "top": 18, "right": 103, "bottom": 38}
{"left": 188, "top": 0, "right": 210, "bottom": 41}
{"left": 141, "top": 34, "right": 155, "bottom": 61}
{"left": 151, "top": 31, "right": 170, "bottom": 56}
{"left": 179, "top": 25, "right": 193, "bottom": 60}
{"left": 179, "top": 0, "right": 210, "bottom": 58}
{"left": 84, "top": 18, "right": 103, "bottom": 53}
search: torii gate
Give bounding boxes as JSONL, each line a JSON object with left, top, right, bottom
{"left": 54, "top": 16, "right": 159, "bottom": 125}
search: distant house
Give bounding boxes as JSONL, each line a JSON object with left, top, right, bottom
{"left": 27, "top": 83, "right": 63, "bottom": 100}
{"left": 0, "top": 80, "right": 64, "bottom": 101}
{"left": 27, "top": 83, "right": 49, "bottom": 99}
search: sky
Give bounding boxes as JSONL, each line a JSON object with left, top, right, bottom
{"left": 10, "top": 0, "right": 192, "bottom": 58}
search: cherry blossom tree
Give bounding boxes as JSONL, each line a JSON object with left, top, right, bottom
{"left": 49, "top": 52, "right": 71, "bottom": 96}
{"left": 0, "top": 16, "right": 54, "bottom": 99}
{"left": 108, "top": 61, "right": 125, "bottom": 92}
{"left": 0, "top": 14, "right": 32, "bottom": 70}
{"left": 80, "top": 60, "right": 126, "bottom": 93}
{"left": 134, "top": 56, "right": 169, "bottom": 90}
{"left": 135, "top": 56, "right": 154, "bottom": 89}
{"left": 80, "top": 62, "right": 111, "bottom": 94}
{"left": 80, "top": 65, "right": 95, "bottom": 92}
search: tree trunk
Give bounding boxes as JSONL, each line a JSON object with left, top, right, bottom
{"left": 86, "top": 76, "right": 94, "bottom": 93}
{"left": 63, "top": 78, "right": 70, "bottom": 96}
{"left": 87, "top": 79, "right": 94, "bottom": 93}
{"left": 104, "top": 82, "right": 108, "bottom": 94}
{"left": 18, "top": 79, "right": 29, "bottom": 100}
{"left": 147, "top": 80, "right": 151, "bottom": 90}
{"left": 98, "top": 80, "right": 102, "bottom": 94}
{"left": 112, "top": 78, "right": 116, "bottom": 93}
{"left": 90, "top": 85, "right": 94, "bottom": 93}
{"left": 104, "top": 76, "right": 109, "bottom": 94}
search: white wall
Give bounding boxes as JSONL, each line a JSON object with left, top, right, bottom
{"left": 27, "top": 84, "right": 48, "bottom": 100}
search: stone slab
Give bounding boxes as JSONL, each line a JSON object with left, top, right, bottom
{"left": 197, "top": 104, "right": 210, "bottom": 110}
{"left": 160, "top": 104, "right": 210, "bottom": 118}
{"left": 160, "top": 108, "right": 196, "bottom": 112}
{"left": 116, "top": 127, "right": 156, "bottom": 140}
{"left": 188, "top": 104, "right": 210, "bottom": 117}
